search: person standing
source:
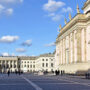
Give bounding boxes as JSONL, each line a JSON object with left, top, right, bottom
{"left": 7, "top": 70, "right": 10, "bottom": 77}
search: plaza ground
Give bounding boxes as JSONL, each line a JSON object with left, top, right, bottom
{"left": 0, "top": 74, "right": 90, "bottom": 90}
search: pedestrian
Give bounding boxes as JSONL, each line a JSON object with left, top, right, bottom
{"left": 58, "top": 70, "right": 60, "bottom": 75}
{"left": 15, "top": 70, "right": 17, "bottom": 75}
{"left": 61, "top": 70, "right": 63, "bottom": 76}
{"left": 19, "top": 70, "right": 21, "bottom": 75}
{"left": 7, "top": 70, "right": 10, "bottom": 77}
{"left": 55, "top": 70, "right": 58, "bottom": 75}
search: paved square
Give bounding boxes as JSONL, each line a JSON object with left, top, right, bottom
{"left": 0, "top": 74, "right": 90, "bottom": 90}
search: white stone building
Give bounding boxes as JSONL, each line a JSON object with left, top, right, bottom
{"left": 55, "top": 0, "right": 90, "bottom": 74}
{"left": 0, "top": 53, "right": 55, "bottom": 73}
{"left": 19, "top": 57, "right": 36, "bottom": 73}
{"left": 0, "top": 56, "right": 18, "bottom": 73}
{"left": 35, "top": 53, "right": 55, "bottom": 72}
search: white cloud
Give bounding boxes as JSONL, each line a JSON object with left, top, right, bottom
{"left": 0, "top": 0, "right": 23, "bottom": 16}
{"left": 0, "top": 35, "right": 19, "bottom": 43}
{"left": 43, "top": 0, "right": 73, "bottom": 22}
{"left": 16, "top": 48, "right": 26, "bottom": 53}
{"left": 0, "top": 5, "right": 13, "bottom": 15}
{"left": 0, "top": 0, "right": 23, "bottom": 4}
{"left": 5, "top": 8, "right": 13, "bottom": 15}
{"left": 52, "top": 14, "right": 63, "bottom": 21}
{"left": 0, "top": 4, "right": 5, "bottom": 11}
{"left": 62, "top": 7, "right": 73, "bottom": 13}
{"left": 1, "top": 52, "right": 9, "bottom": 56}
{"left": 0, "top": 52, "right": 15, "bottom": 56}
{"left": 21, "top": 40, "right": 32, "bottom": 47}
{"left": 45, "top": 42, "right": 55, "bottom": 47}
{"left": 47, "top": 13, "right": 55, "bottom": 17}
{"left": 43, "top": 0, "right": 65, "bottom": 12}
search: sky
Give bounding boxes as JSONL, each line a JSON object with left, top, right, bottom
{"left": 0, "top": 0, "right": 86, "bottom": 56}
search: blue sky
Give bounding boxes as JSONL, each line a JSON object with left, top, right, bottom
{"left": 0, "top": 0, "right": 86, "bottom": 56}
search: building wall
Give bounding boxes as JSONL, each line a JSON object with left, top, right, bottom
{"left": 20, "top": 60, "right": 36, "bottom": 73}
{"left": 0, "top": 57, "right": 18, "bottom": 73}
{"left": 36, "top": 56, "right": 55, "bottom": 72}
{"left": 0, "top": 54, "right": 55, "bottom": 73}
{"left": 55, "top": 1, "right": 90, "bottom": 74}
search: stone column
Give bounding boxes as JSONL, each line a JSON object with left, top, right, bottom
{"left": 59, "top": 41, "right": 61, "bottom": 65}
{"left": 62, "top": 40, "right": 63, "bottom": 65}
{"left": 69, "top": 34, "right": 71, "bottom": 64}
{"left": 59, "top": 42, "right": 62, "bottom": 65}
{"left": 84, "top": 28, "right": 87, "bottom": 62}
{"left": 61, "top": 41, "right": 63, "bottom": 65}
{"left": 65, "top": 38, "right": 66, "bottom": 64}
{"left": 74, "top": 30, "right": 77, "bottom": 63}
{"left": 72, "top": 32, "right": 75, "bottom": 63}
{"left": 77, "top": 29, "right": 82, "bottom": 63}
{"left": 63, "top": 39, "right": 65, "bottom": 64}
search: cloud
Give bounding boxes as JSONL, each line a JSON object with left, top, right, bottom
{"left": 62, "top": 7, "right": 73, "bottom": 13}
{"left": 0, "top": 0, "right": 23, "bottom": 4}
{"left": 0, "top": 52, "right": 15, "bottom": 56}
{"left": 21, "top": 40, "right": 32, "bottom": 47}
{"left": 1, "top": 52, "right": 9, "bottom": 56}
{"left": 52, "top": 14, "right": 63, "bottom": 21}
{"left": 0, "top": 0, "right": 23, "bottom": 16}
{"left": 47, "top": 13, "right": 55, "bottom": 17}
{"left": 45, "top": 42, "right": 55, "bottom": 47}
{"left": 5, "top": 8, "right": 13, "bottom": 15}
{"left": 0, "top": 4, "right": 13, "bottom": 15}
{"left": 0, "top": 35, "right": 19, "bottom": 43}
{"left": 43, "top": 0, "right": 65, "bottom": 12}
{"left": 16, "top": 48, "right": 26, "bottom": 53}
{"left": 43, "top": 0, "right": 73, "bottom": 22}
{"left": 0, "top": 4, "right": 5, "bottom": 12}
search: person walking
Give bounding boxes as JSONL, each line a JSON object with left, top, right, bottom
{"left": 7, "top": 70, "right": 10, "bottom": 77}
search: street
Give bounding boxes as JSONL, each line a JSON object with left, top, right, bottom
{"left": 0, "top": 74, "right": 90, "bottom": 90}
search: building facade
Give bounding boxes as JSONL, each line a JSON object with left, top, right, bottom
{"left": 0, "top": 57, "right": 18, "bottom": 73}
{"left": 36, "top": 53, "right": 55, "bottom": 72}
{"left": 19, "top": 57, "right": 36, "bottom": 73}
{"left": 0, "top": 53, "right": 55, "bottom": 73}
{"left": 55, "top": 0, "right": 90, "bottom": 74}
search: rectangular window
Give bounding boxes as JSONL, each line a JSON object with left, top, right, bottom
{"left": 51, "top": 63, "right": 53, "bottom": 67}
{"left": 51, "top": 59, "right": 53, "bottom": 61}
{"left": 42, "top": 63, "right": 44, "bottom": 67}
{"left": 46, "top": 63, "right": 48, "bottom": 67}
{"left": 30, "top": 65, "right": 32, "bottom": 68}
{"left": 42, "top": 59, "right": 44, "bottom": 61}
{"left": 33, "top": 65, "right": 35, "bottom": 68}
{"left": 46, "top": 59, "right": 48, "bottom": 61}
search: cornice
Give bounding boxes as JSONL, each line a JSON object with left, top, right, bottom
{"left": 82, "top": 0, "right": 90, "bottom": 9}
{"left": 57, "top": 14, "right": 90, "bottom": 38}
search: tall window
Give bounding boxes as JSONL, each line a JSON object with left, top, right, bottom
{"left": 42, "top": 63, "right": 44, "bottom": 67}
{"left": 33, "top": 65, "right": 35, "bottom": 68}
{"left": 42, "top": 59, "right": 44, "bottom": 61}
{"left": 46, "top": 59, "right": 48, "bottom": 61}
{"left": 51, "top": 63, "right": 53, "bottom": 67}
{"left": 30, "top": 65, "right": 32, "bottom": 68}
{"left": 46, "top": 63, "right": 48, "bottom": 67}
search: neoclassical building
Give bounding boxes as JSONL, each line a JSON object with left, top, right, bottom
{"left": 19, "top": 56, "right": 36, "bottom": 73}
{"left": 0, "top": 57, "right": 18, "bottom": 73}
{"left": 35, "top": 53, "right": 55, "bottom": 72}
{"left": 55, "top": 0, "right": 90, "bottom": 74}
{"left": 0, "top": 53, "right": 55, "bottom": 73}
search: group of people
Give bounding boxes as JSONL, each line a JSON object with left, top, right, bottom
{"left": 85, "top": 73, "right": 90, "bottom": 79}
{"left": 55, "top": 70, "right": 65, "bottom": 76}
{"left": 55, "top": 70, "right": 60, "bottom": 75}
{"left": 7, "top": 70, "right": 23, "bottom": 77}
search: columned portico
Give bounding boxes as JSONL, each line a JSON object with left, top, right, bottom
{"left": 55, "top": 0, "right": 90, "bottom": 74}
